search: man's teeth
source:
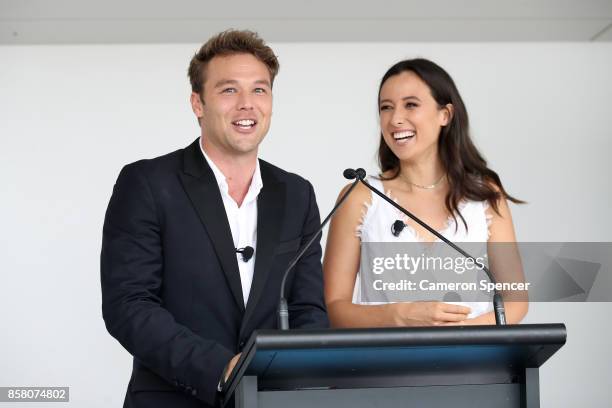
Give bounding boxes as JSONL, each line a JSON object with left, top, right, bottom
{"left": 393, "top": 131, "right": 415, "bottom": 140}
{"left": 234, "top": 119, "right": 255, "bottom": 127}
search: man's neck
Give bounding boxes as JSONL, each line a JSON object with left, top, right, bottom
{"left": 201, "top": 139, "right": 257, "bottom": 207}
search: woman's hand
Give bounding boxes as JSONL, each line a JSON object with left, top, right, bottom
{"left": 389, "top": 301, "right": 471, "bottom": 326}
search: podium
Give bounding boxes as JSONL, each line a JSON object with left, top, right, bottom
{"left": 223, "top": 324, "right": 566, "bottom": 408}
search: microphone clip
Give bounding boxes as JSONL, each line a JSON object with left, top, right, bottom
{"left": 391, "top": 220, "right": 406, "bottom": 237}
{"left": 236, "top": 246, "right": 254, "bottom": 262}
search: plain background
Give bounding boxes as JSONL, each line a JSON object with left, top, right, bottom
{"left": 1, "top": 42, "right": 611, "bottom": 406}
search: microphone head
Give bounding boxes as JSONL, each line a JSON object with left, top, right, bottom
{"left": 343, "top": 168, "right": 366, "bottom": 180}
{"left": 391, "top": 220, "right": 405, "bottom": 237}
{"left": 242, "top": 246, "right": 254, "bottom": 262}
{"left": 236, "top": 246, "right": 255, "bottom": 262}
{"left": 343, "top": 168, "right": 358, "bottom": 180}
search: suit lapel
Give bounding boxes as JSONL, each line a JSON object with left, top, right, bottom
{"left": 179, "top": 139, "right": 245, "bottom": 311}
{"left": 242, "top": 161, "right": 285, "bottom": 325}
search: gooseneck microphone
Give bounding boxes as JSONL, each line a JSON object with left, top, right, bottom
{"left": 235, "top": 246, "right": 254, "bottom": 262}
{"left": 277, "top": 170, "right": 363, "bottom": 330}
{"left": 348, "top": 168, "right": 507, "bottom": 326}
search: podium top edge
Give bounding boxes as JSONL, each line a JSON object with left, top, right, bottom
{"left": 251, "top": 323, "right": 567, "bottom": 350}
{"left": 221, "top": 324, "right": 566, "bottom": 402}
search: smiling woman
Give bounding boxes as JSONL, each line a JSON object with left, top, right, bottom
{"left": 323, "top": 58, "right": 528, "bottom": 328}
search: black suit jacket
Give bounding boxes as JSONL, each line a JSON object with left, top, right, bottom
{"left": 101, "top": 139, "right": 328, "bottom": 408}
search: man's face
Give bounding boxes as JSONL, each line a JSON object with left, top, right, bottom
{"left": 191, "top": 53, "right": 273, "bottom": 158}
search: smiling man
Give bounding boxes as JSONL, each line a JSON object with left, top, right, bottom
{"left": 101, "top": 30, "right": 328, "bottom": 408}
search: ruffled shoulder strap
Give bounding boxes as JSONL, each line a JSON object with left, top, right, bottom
{"left": 355, "top": 176, "right": 383, "bottom": 238}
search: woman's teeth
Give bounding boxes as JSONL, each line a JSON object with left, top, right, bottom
{"left": 393, "top": 130, "right": 415, "bottom": 140}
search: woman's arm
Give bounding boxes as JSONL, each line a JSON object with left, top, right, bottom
{"left": 323, "top": 182, "right": 392, "bottom": 327}
{"left": 452, "top": 195, "right": 528, "bottom": 325}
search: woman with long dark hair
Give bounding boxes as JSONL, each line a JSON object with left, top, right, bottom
{"left": 323, "top": 59, "right": 527, "bottom": 327}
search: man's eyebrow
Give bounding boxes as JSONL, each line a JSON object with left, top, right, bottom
{"left": 213, "top": 79, "right": 271, "bottom": 88}
{"left": 213, "top": 79, "right": 238, "bottom": 88}
{"left": 379, "top": 96, "right": 422, "bottom": 104}
{"left": 254, "top": 79, "right": 271, "bottom": 87}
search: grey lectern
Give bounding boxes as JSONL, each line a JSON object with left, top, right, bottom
{"left": 222, "top": 324, "right": 566, "bottom": 408}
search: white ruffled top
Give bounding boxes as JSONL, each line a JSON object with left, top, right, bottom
{"left": 354, "top": 176, "right": 493, "bottom": 318}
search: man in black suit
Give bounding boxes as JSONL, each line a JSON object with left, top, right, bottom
{"left": 101, "top": 30, "right": 328, "bottom": 408}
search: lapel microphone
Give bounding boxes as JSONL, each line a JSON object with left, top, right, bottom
{"left": 391, "top": 220, "right": 406, "bottom": 237}
{"left": 235, "top": 246, "right": 254, "bottom": 262}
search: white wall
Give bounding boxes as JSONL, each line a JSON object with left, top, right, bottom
{"left": 1, "top": 42, "right": 611, "bottom": 407}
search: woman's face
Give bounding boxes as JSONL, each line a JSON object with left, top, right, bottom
{"left": 379, "top": 71, "right": 451, "bottom": 164}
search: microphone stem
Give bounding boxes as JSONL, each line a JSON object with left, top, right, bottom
{"left": 278, "top": 177, "right": 361, "bottom": 330}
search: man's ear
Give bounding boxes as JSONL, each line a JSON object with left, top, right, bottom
{"left": 190, "top": 92, "right": 204, "bottom": 118}
{"left": 440, "top": 103, "right": 454, "bottom": 126}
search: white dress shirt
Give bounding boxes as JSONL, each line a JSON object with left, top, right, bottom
{"left": 200, "top": 141, "right": 262, "bottom": 306}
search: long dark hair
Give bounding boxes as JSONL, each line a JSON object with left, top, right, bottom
{"left": 378, "top": 58, "right": 523, "bottom": 230}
